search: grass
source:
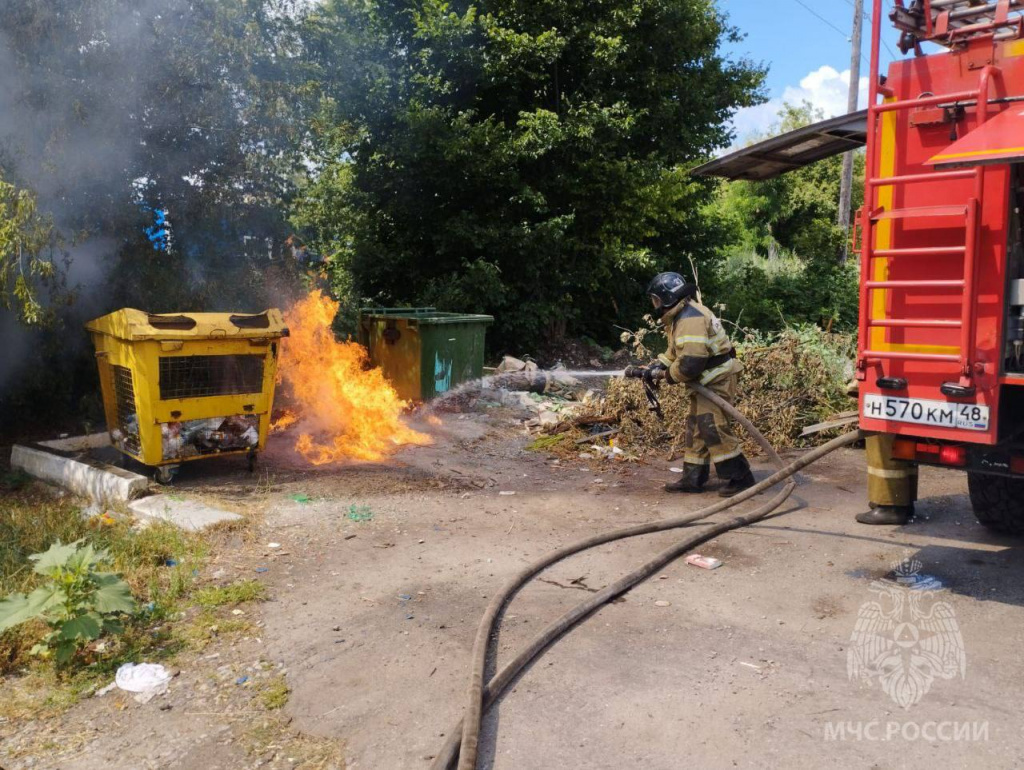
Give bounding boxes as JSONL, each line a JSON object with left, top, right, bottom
{"left": 193, "top": 579, "right": 267, "bottom": 608}
{"left": 259, "top": 674, "right": 290, "bottom": 710}
{"left": 0, "top": 477, "right": 260, "bottom": 717}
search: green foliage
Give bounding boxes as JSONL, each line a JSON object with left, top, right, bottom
{"left": 705, "top": 102, "right": 863, "bottom": 333}
{"left": 711, "top": 251, "right": 860, "bottom": 332}
{"left": 293, "top": 0, "right": 766, "bottom": 348}
{"left": 0, "top": 539, "right": 136, "bottom": 666}
{"left": 0, "top": 174, "right": 61, "bottom": 326}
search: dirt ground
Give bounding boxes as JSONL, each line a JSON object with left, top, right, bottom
{"left": 5, "top": 405, "right": 1024, "bottom": 769}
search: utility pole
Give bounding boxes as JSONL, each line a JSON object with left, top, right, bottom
{"left": 838, "top": 0, "right": 864, "bottom": 262}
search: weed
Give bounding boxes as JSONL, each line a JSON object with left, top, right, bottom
{"left": 259, "top": 675, "right": 290, "bottom": 710}
{"left": 0, "top": 540, "right": 136, "bottom": 665}
{"left": 193, "top": 579, "right": 267, "bottom": 608}
{"left": 526, "top": 434, "right": 568, "bottom": 452}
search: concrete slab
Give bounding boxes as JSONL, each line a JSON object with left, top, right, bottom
{"left": 10, "top": 444, "right": 149, "bottom": 503}
{"left": 128, "top": 495, "right": 243, "bottom": 531}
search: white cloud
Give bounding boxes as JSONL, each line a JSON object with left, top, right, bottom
{"left": 727, "top": 65, "right": 870, "bottom": 149}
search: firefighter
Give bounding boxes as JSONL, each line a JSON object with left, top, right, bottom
{"left": 858, "top": 433, "right": 918, "bottom": 525}
{"left": 645, "top": 272, "right": 756, "bottom": 497}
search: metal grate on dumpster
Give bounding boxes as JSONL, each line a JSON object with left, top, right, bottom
{"left": 158, "top": 355, "right": 265, "bottom": 400}
{"left": 111, "top": 364, "right": 142, "bottom": 455}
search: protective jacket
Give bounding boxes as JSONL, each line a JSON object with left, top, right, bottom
{"left": 657, "top": 299, "right": 740, "bottom": 385}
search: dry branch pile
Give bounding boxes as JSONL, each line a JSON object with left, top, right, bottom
{"left": 566, "top": 326, "right": 855, "bottom": 457}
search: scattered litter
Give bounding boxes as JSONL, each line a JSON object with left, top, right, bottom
{"left": 164, "top": 559, "right": 178, "bottom": 567}
{"left": 347, "top": 504, "right": 374, "bottom": 522}
{"left": 115, "top": 663, "right": 172, "bottom": 703}
{"left": 255, "top": 567, "right": 269, "bottom": 573}
{"left": 94, "top": 681, "right": 118, "bottom": 697}
{"left": 344, "top": 534, "right": 357, "bottom": 540}
{"left": 589, "top": 444, "right": 625, "bottom": 460}
{"left": 236, "top": 676, "right": 249, "bottom": 685}
{"left": 406, "top": 614, "right": 414, "bottom": 620}
{"left": 669, "top": 467, "right": 684, "bottom": 474}
{"left": 739, "top": 662, "right": 762, "bottom": 671}
{"left": 232, "top": 609, "right": 245, "bottom": 616}
{"left": 498, "top": 491, "right": 516, "bottom": 496}
{"left": 291, "top": 494, "right": 311, "bottom": 504}
{"left": 654, "top": 600, "right": 671, "bottom": 607}
{"left": 399, "top": 594, "right": 412, "bottom": 601}
{"left": 268, "top": 542, "right": 282, "bottom": 549}
{"left": 685, "top": 554, "right": 723, "bottom": 570}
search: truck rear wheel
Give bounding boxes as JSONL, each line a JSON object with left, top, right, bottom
{"left": 967, "top": 472, "right": 1024, "bottom": 535}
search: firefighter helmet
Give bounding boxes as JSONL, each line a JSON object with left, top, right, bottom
{"left": 646, "top": 272, "right": 696, "bottom": 316}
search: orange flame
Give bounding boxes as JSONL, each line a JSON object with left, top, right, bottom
{"left": 274, "top": 291, "right": 430, "bottom": 464}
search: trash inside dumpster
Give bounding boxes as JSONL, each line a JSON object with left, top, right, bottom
{"left": 86, "top": 309, "right": 288, "bottom": 480}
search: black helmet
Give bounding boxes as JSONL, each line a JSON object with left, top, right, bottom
{"left": 646, "top": 272, "right": 696, "bottom": 316}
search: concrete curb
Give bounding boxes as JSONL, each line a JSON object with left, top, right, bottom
{"left": 10, "top": 443, "right": 150, "bottom": 503}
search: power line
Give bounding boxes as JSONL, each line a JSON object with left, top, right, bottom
{"left": 792, "top": 0, "right": 850, "bottom": 39}
{"left": 791, "top": 0, "right": 873, "bottom": 70}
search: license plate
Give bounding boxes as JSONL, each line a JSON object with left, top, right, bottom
{"left": 862, "top": 394, "right": 989, "bottom": 431}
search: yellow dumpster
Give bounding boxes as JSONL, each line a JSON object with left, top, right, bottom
{"left": 86, "top": 309, "right": 289, "bottom": 482}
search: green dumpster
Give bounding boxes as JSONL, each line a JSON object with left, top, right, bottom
{"left": 357, "top": 308, "right": 494, "bottom": 402}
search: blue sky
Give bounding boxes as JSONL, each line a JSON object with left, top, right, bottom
{"left": 721, "top": 0, "right": 903, "bottom": 144}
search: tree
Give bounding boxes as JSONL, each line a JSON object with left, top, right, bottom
{"left": 295, "top": 0, "right": 765, "bottom": 350}
{"left": 0, "top": 173, "right": 60, "bottom": 325}
{"left": 0, "top": 0, "right": 308, "bottom": 315}
{"left": 707, "top": 102, "right": 863, "bottom": 331}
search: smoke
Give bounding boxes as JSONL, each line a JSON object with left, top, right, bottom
{"left": 0, "top": 1, "right": 305, "bottom": 420}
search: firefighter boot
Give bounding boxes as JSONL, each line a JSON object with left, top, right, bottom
{"left": 665, "top": 463, "right": 709, "bottom": 493}
{"left": 715, "top": 454, "right": 756, "bottom": 498}
{"left": 855, "top": 504, "right": 913, "bottom": 526}
{"left": 719, "top": 470, "right": 756, "bottom": 498}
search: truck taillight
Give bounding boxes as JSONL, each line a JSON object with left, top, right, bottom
{"left": 891, "top": 439, "right": 965, "bottom": 466}
{"left": 1011, "top": 456, "right": 1024, "bottom": 475}
{"left": 938, "top": 445, "right": 967, "bottom": 466}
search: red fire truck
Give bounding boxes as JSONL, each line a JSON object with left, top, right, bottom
{"left": 696, "top": 0, "right": 1024, "bottom": 533}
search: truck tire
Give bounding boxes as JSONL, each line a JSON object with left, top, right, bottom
{"left": 967, "top": 472, "right": 1024, "bottom": 535}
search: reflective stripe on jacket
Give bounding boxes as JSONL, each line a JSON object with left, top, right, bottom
{"left": 657, "top": 300, "right": 740, "bottom": 385}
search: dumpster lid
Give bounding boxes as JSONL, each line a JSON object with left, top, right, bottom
{"left": 359, "top": 307, "right": 494, "bottom": 325}
{"left": 86, "top": 308, "right": 289, "bottom": 341}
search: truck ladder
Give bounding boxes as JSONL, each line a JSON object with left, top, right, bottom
{"left": 892, "top": 0, "right": 1024, "bottom": 50}
{"left": 856, "top": 64, "right": 1003, "bottom": 393}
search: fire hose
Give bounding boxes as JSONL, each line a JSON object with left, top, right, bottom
{"left": 430, "top": 372, "right": 863, "bottom": 770}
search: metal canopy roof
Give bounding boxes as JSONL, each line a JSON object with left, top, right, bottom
{"left": 691, "top": 110, "right": 869, "bottom": 182}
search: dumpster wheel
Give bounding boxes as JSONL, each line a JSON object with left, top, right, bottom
{"left": 154, "top": 465, "right": 179, "bottom": 485}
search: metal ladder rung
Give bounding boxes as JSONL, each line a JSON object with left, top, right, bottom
{"left": 868, "top": 318, "right": 963, "bottom": 329}
{"left": 865, "top": 280, "right": 965, "bottom": 289}
{"left": 872, "top": 246, "right": 966, "bottom": 258}
{"left": 861, "top": 350, "right": 961, "bottom": 363}
{"left": 871, "top": 205, "right": 969, "bottom": 221}
{"left": 868, "top": 169, "right": 977, "bottom": 187}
